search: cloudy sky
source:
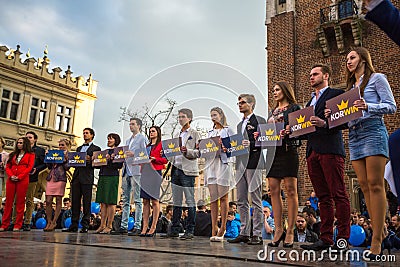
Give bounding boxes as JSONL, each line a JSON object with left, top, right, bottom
{"left": 0, "top": 0, "right": 267, "bottom": 146}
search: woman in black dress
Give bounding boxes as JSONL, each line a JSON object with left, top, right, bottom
{"left": 264, "top": 81, "right": 301, "bottom": 247}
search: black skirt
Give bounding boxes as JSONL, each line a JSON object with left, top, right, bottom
{"left": 267, "top": 145, "right": 299, "bottom": 178}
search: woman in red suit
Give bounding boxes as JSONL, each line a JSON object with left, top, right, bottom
{"left": 140, "top": 126, "right": 167, "bottom": 237}
{"left": 0, "top": 137, "right": 35, "bottom": 231}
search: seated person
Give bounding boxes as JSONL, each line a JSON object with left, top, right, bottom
{"left": 261, "top": 206, "right": 274, "bottom": 240}
{"left": 194, "top": 200, "right": 212, "bottom": 237}
{"left": 225, "top": 211, "right": 241, "bottom": 239}
{"left": 294, "top": 214, "right": 318, "bottom": 243}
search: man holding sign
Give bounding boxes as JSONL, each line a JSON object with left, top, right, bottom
{"left": 64, "top": 128, "right": 101, "bottom": 233}
{"left": 300, "top": 64, "right": 351, "bottom": 252}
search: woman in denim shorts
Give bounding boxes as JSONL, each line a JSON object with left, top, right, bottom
{"left": 345, "top": 47, "right": 396, "bottom": 257}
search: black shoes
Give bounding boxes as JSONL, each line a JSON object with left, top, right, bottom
{"left": 180, "top": 233, "right": 194, "bottom": 240}
{"left": 111, "top": 228, "right": 128, "bottom": 235}
{"left": 248, "top": 236, "right": 263, "bottom": 245}
{"left": 227, "top": 235, "right": 250, "bottom": 244}
{"left": 164, "top": 232, "right": 179, "bottom": 238}
{"left": 128, "top": 228, "right": 141, "bottom": 236}
{"left": 300, "top": 239, "right": 331, "bottom": 251}
{"left": 62, "top": 227, "right": 78, "bottom": 232}
{"left": 22, "top": 224, "right": 31, "bottom": 231}
{"left": 268, "top": 231, "right": 286, "bottom": 247}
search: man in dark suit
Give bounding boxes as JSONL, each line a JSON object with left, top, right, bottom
{"left": 64, "top": 128, "right": 101, "bottom": 233}
{"left": 300, "top": 64, "right": 350, "bottom": 251}
{"left": 364, "top": 0, "right": 400, "bottom": 46}
{"left": 228, "top": 94, "right": 266, "bottom": 245}
{"left": 23, "top": 131, "right": 46, "bottom": 231}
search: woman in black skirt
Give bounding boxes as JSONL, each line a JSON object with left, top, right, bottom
{"left": 262, "top": 81, "right": 301, "bottom": 247}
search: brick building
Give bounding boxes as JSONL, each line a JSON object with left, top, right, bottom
{"left": 265, "top": 0, "right": 400, "bottom": 211}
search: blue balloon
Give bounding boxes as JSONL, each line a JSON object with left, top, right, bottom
{"left": 349, "top": 225, "right": 366, "bottom": 246}
{"left": 91, "top": 202, "right": 100, "bottom": 214}
{"left": 36, "top": 218, "right": 47, "bottom": 229}
{"left": 64, "top": 217, "right": 72, "bottom": 228}
{"left": 128, "top": 217, "right": 135, "bottom": 231}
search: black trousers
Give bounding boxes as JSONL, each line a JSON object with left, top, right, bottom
{"left": 71, "top": 180, "right": 92, "bottom": 229}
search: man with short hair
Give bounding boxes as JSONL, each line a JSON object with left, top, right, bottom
{"left": 168, "top": 108, "right": 201, "bottom": 240}
{"left": 194, "top": 200, "right": 212, "bottom": 237}
{"left": 228, "top": 94, "right": 266, "bottom": 245}
{"left": 113, "top": 118, "right": 147, "bottom": 235}
{"left": 262, "top": 206, "right": 274, "bottom": 240}
{"left": 294, "top": 214, "right": 319, "bottom": 243}
{"left": 63, "top": 128, "right": 101, "bottom": 233}
{"left": 300, "top": 64, "right": 350, "bottom": 251}
{"left": 23, "top": 131, "right": 46, "bottom": 231}
{"left": 390, "top": 215, "right": 400, "bottom": 237}
{"left": 303, "top": 209, "right": 321, "bottom": 237}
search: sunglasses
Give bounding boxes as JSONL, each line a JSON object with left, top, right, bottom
{"left": 17, "top": 142, "right": 23, "bottom": 144}
{"left": 237, "top": 101, "right": 247, "bottom": 106}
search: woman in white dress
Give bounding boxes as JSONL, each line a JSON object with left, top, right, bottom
{"left": 206, "top": 107, "right": 234, "bottom": 242}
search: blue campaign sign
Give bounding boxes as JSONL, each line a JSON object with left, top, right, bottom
{"left": 67, "top": 152, "right": 87, "bottom": 167}
{"left": 44, "top": 150, "right": 65, "bottom": 163}
{"left": 221, "top": 134, "right": 248, "bottom": 157}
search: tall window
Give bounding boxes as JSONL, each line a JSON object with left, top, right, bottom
{"left": 0, "top": 89, "right": 20, "bottom": 120}
{"left": 55, "top": 105, "right": 72, "bottom": 132}
{"left": 29, "top": 97, "right": 48, "bottom": 127}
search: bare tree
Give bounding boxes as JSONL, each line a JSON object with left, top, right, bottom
{"left": 119, "top": 97, "right": 178, "bottom": 138}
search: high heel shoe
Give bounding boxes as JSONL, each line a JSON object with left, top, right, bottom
{"left": 283, "top": 233, "right": 294, "bottom": 248}
{"left": 146, "top": 228, "right": 156, "bottom": 237}
{"left": 268, "top": 231, "right": 286, "bottom": 247}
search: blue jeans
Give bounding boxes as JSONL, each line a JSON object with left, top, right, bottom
{"left": 171, "top": 168, "right": 196, "bottom": 234}
{"left": 121, "top": 175, "right": 142, "bottom": 230}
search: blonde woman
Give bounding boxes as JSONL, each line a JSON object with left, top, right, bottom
{"left": 206, "top": 107, "right": 234, "bottom": 242}
{"left": 44, "top": 139, "right": 71, "bottom": 231}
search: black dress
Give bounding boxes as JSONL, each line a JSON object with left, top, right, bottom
{"left": 266, "top": 104, "right": 301, "bottom": 178}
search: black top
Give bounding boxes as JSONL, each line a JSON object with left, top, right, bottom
{"left": 194, "top": 211, "right": 212, "bottom": 237}
{"left": 99, "top": 149, "right": 123, "bottom": 176}
{"left": 268, "top": 104, "right": 302, "bottom": 147}
{"left": 29, "top": 145, "right": 46, "bottom": 183}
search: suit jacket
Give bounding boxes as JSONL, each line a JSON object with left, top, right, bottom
{"left": 171, "top": 127, "right": 201, "bottom": 176}
{"left": 29, "top": 145, "right": 46, "bottom": 183}
{"left": 366, "top": 0, "right": 400, "bottom": 46}
{"left": 305, "top": 87, "right": 346, "bottom": 158}
{"left": 236, "top": 114, "right": 266, "bottom": 169}
{"left": 72, "top": 143, "right": 101, "bottom": 185}
{"left": 6, "top": 152, "right": 35, "bottom": 182}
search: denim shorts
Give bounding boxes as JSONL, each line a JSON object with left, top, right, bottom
{"left": 348, "top": 118, "right": 389, "bottom": 161}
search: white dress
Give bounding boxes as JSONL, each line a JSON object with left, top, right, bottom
{"left": 205, "top": 127, "right": 234, "bottom": 187}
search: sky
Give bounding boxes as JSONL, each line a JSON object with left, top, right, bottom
{"left": 0, "top": 0, "right": 267, "bottom": 146}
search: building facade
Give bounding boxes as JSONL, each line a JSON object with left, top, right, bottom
{"left": 265, "top": 0, "right": 399, "bottom": 211}
{"left": 0, "top": 44, "right": 98, "bottom": 197}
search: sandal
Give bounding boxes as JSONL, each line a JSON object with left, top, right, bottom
{"left": 100, "top": 227, "right": 112, "bottom": 234}
{"left": 95, "top": 226, "right": 106, "bottom": 234}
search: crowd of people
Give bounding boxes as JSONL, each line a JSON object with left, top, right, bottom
{"left": 0, "top": 0, "right": 400, "bottom": 260}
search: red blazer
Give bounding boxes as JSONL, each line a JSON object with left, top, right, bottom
{"left": 148, "top": 142, "right": 167, "bottom": 171}
{"left": 6, "top": 152, "right": 35, "bottom": 181}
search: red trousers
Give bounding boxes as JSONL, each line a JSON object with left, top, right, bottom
{"left": 306, "top": 150, "right": 350, "bottom": 245}
{"left": 1, "top": 178, "right": 29, "bottom": 229}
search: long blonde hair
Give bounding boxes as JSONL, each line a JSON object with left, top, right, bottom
{"left": 210, "top": 107, "right": 228, "bottom": 127}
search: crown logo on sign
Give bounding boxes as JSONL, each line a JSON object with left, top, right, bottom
{"left": 205, "top": 141, "right": 214, "bottom": 148}
{"left": 97, "top": 154, "right": 103, "bottom": 159}
{"left": 118, "top": 150, "right": 124, "bottom": 155}
{"left": 168, "top": 143, "right": 175, "bottom": 149}
{"left": 74, "top": 155, "right": 80, "bottom": 160}
{"left": 230, "top": 140, "right": 237, "bottom": 147}
{"left": 337, "top": 99, "right": 349, "bottom": 111}
{"left": 296, "top": 115, "right": 305, "bottom": 124}
{"left": 139, "top": 151, "right": 145, "bottom": 157}
{"left": 52, "top": 153, "right": 59, "bottom": 157}
{"left": 265, "top": 129, "right": 274, "bottom": 136}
